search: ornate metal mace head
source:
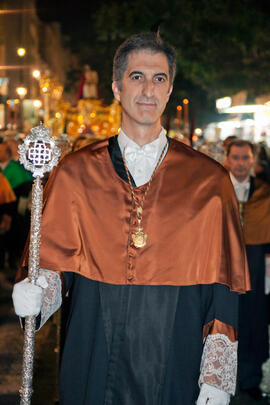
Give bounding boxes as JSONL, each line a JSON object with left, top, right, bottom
{"left": 19, "top": 123, "right": 61, "bottom": 178}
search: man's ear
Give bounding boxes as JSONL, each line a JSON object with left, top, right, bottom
{"left": 165, "top": 84, "right": 173, "bottom": 103}
{"left": 168, "top": 84, "right": 173, "bottom": 97}
{"left": 112, "top": 81, "right": 121, "bottom": 102}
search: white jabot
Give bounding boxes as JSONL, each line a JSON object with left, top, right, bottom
{"left": 118, "top": 128, "right": 168, "bottom": 186}
{"left": 229, "top": 173, "right": 250, "bottom": 202}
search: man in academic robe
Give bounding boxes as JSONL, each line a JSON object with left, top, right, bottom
{"left": 226, "top": 139, "right": 270, "bottom": 400}
{"left": 12, "top": 33, "right": 250, "bottom": 405}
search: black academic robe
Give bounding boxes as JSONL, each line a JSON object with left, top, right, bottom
{"left": 238, "top": 177, "right": 270, "bottom": 390}
{"left": 58, "top": 138, "right": 239, "bottom": 405}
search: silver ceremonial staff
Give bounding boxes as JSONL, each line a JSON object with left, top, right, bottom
{"left": 18, "top": 124, "right": 60, "bottom": 405}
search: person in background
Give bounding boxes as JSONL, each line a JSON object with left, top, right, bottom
{"left": 0, "top": 138, "right": 33, "bottom": 268}
{"left": 5, "top": 137, "right": 21, "bottom": 161}
{"left": 0, "top": 172, "right": 16, "bottom": 268}
{"left": 12, "top": 32, "right": 249, "bottom": 405}
{"left": 254, "top": 141, "right": 270, "bottom": 184}
{"left": 226, "top": 139, "right": 270, "bottom": 401}
{"left": 222, "top": 135, "right": 238, "bottom": 170}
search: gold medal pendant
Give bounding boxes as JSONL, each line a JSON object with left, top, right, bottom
{"left": 132, "top": 214, "right": 147, "bottom": 248}
{"left": 132, "top": 228, "right": 147, "bottom": 248}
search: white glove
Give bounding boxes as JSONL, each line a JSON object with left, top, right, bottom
{"left": 265, "top": 255, "right": 270, "bottom": 294}
{"left": 265, "top": 277, "right": 270, "bottom": 295}
{"left": 12, "top": 276, "right": 48, "bottom": 317}
{"left": 196, "top": 383, "right": 230, "bottom": 405}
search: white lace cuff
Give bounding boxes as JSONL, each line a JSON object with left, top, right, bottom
{"left": 38, "top": 269, "right": 62, "bottom": 329}
{"left": 199, "top": 333, "right": 238, "bottom": 395}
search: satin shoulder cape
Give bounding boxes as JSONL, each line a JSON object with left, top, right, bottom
{"left": 244, "top": 177, "right": 270, "bottom": 244}
{"left": 20, "top": 139, "right": 250, "bottom": 293}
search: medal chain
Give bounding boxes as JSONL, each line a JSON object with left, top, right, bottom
{"left": 122, "top": 141, "right": 168, "bottom": 246}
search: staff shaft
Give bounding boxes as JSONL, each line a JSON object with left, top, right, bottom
{"left": 20, "top": 177, "right": 43, "bottom": 405}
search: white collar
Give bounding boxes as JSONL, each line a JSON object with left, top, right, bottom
{"left": 117, "top": 128, "right": 167, "bottom": 156}
{"left": 229, "top": 172, "right": 250, "bottom": 188}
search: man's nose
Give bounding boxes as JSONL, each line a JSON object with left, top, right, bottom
{"left": 142, "top": 79, "right": 154, "bottom": 97}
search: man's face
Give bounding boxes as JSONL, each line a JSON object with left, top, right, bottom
{"left": 227, "top": 145, "right": 255, "bottom": 182}
{"left": 0, "top": 144, "right": 8, "bottom": 162}
{"left": 112, "top": 50, "right": 173, "bottom": 130}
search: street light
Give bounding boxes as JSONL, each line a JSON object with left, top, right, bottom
{"left": 32, "top": 69, "right": 41, "bottom": 79}
{"left": 16, "top": 86, "right": 27, "bottom": 131}
{"left": 17, "top": 47, "right": 26, "bottom": 57}
{"left": 16, "top": 86, "right": 27, "bottom": 98}
{"left": 33, "top": 99, "right": 42, "bottom": 109}
{"left": 182, "top": 98, "right": 190, "bottom": 135}
{"left": 176, "top": 105, "right": 182, "bottom": 129}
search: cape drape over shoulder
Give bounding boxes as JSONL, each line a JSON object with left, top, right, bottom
{"left": 244, "top": 178, "right": 270, "bottom": 245}
{"left": 20, "top": 139, "right": 250, "bottom": 293}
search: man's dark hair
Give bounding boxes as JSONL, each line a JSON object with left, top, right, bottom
{"left": 227, "top": 139, "right": 255, "bottom": 156}
{"left": 113, "top": 32, "right": 177, "bottom": 88}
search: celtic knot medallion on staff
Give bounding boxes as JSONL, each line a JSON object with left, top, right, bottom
{"left": 19, "top": 124, "right": 60, "bottom": 178}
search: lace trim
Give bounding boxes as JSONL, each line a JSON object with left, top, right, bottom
{"left": 39, "top": 269, "right": 62, "bottom": 329}
{"left": 199, "top": 333, "right": 238, "bottom": 395}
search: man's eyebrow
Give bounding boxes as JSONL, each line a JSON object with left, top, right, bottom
{"left": 128, "top": 71, "right": 143, "bottom": 77}
{"left": 154, "top": 72, "right": 168, "bottom": 79}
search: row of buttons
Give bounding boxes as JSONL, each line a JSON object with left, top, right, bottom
{"left": 127, "top": 209, "right": 138, "bottom": 283}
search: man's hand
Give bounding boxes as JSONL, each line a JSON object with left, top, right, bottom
{"left": 265, "top": 254, "right": 270, "bottom": 294}
{"left": 12, "top": 276, "right": 48, "bottom": 317}
{"left": 196, "top": 383, "right": 230, "bottom": 405}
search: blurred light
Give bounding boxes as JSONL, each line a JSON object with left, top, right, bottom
{"left": 16, "top": 86, "right": 27, "bottom": 97}
{"left": 194, "top": 128, "right": 202, "bottom": 136}
{"left": 90, "top": 112, "right": 96, "bottom": 118}
{"left": 32, "top": 69, "right": 41, "bottom": 79}
{"left": 17, "top": 48, "right": 26, "bottom": 57}
{"left": 192, "top": 135, "right": 198, "bottom": 142}
{"left": 216, "top": 97, "right": 231, "bottom": 110}
{"left": 33, "top": 99, "right": 42, "bottom": 108}
{"left": 0, "top": 9, "right": 34, "bottom": 15}
{"left": 78, "top": 114, "right": 84, "bottom": 123}
{"left": 6, "top": 99, "right": 20, "bottom": 106}
{"left": 55, "top": 112, "right": 61, "bottom": 119}
{"left": 176, "top": 105, "right": 182, "bottom": 111}
{"left": 223, "top": 105, "right": 270, "bottom": 114}
{"left": 41, "top": 86, "right": 48, "bottom": 93}
{"left": 183, "top": 98, "right": 189, "bottom": 105}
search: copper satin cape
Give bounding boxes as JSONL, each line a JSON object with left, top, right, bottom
{"left": 22, "top": 138, "right": 249, "bottom": 292}
{"left": 243, "top": 177, "right": 270, "bottom": 245}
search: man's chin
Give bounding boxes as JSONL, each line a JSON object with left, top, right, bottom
{"left": 233, "top": 172, "right": 248, "bottom": 181}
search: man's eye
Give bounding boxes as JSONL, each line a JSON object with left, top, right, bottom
{"left": 155, "top": 76, "right": 166, "bottom": 82}
{"left": 131, "top": 75, "right": 142, "bottom": 80}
